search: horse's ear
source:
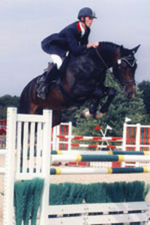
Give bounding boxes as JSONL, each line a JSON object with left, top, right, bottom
{"left": 120, "top": 45, "right": 124, "bottom": 50}
{"left": 131, "top": 44, "right": 141, "bottom": 54}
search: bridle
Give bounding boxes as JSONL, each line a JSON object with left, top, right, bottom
{"left": 120, "top": 55, "right": 136, "bottom": 68}
{"left": 117, "top": 56, "right": 136, "bottom": 85}
{"left": 95, "top": 47, "right": 136, "bottom": 69}
{"left": 95, "top": 47, "right": 136, "bottom": 85}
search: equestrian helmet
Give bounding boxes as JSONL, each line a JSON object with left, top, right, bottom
{"left": 78, "top": 7, "right": 97, "bottom": 20}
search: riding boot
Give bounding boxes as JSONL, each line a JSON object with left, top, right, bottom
{"left": 37, "top": 64, "right": 59, "bottom": 100}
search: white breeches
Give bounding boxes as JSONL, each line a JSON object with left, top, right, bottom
{"left": 49, "top": 54, "right": 63, "bottom": 69}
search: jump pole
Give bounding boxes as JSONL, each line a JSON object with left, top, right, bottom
{"left": 52, "top": 154, "right": 150, "bottom": 163}
{"left": 50, "top": 167, "right": 150, "bottom": 175}
{"left": 51, "top": 150, "right": 150, "bottom": 156}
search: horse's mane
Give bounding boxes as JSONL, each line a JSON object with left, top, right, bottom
{"left": 98, "top": 41, "right": 121, "bottom": 51}
{"left": 97, "top": 42, "right": 132, "bottom": 57}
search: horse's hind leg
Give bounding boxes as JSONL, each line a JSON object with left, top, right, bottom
{"left": 30, "top": 103, "right": 39, "bottom": 114}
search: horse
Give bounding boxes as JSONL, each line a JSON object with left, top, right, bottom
{"left": 19, "top": 42, "right": 140, "bottom": 127}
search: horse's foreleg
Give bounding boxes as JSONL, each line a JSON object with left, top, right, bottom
{"left": 89, "top": 98, "right": 99, "bottom": 114}
{"left": 81, "top": 98, "right": 100, "bottom": 119}
{"left": 95, "top": 87, "right": 117, "bottom": 119}
{"left": 81, "top": 88, "right": 103, "bottom": 119}
{"left": 89, "top": 88, "right": 104, "bottom": 118}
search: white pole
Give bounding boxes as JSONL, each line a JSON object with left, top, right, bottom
{"left": 68, "top": 121, "right": 72, "bottom": 152}
{"left": 135, "top": 123, "right": 141, "bottom": 151}
{"left": 52, "top": 125, "right": 57, "bottom": 151}
{"left": 122, "top": 121, "right": 127, "bottom": 151}
{"left": 56, "top": 125, "right": 60, "bottom": 151}
{"left": 3, "top": 107, "right": 17, "bottom": 225}
{"left": 39, "top": 110, "right": 52, "bottom": 225}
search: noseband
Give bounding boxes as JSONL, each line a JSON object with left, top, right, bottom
{"left": 121, "top": 55, "right": 136, "bottom": 68}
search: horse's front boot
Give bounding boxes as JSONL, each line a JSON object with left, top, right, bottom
{"left": 89, "top": 98, "right": 99, "bottom": 116}
{"left": 94, "top": 111, "right": 106, "bottom": 119}
{"left": 81, "top": 108, "right": 92, "bottom": 118}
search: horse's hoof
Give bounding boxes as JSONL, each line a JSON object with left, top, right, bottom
{"left": 81, "top": 108, "right": 92, "bottom": 118}
{"left": 95, "top": 111, "right": 106, "bottom": 119}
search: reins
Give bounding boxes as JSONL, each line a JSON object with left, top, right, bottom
{"left": 95, "top": 47, "right": 109, "bottom": 70}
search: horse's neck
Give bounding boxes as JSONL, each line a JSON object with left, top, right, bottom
{"left": 96, "top": 43, "right": 119, "bottom": 67}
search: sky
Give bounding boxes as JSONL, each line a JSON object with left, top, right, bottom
{"left": 0, "top": 0, "right": 150, "bottom": 96}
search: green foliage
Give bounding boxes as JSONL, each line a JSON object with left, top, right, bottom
{"left": 138, "top": 80, "right": 150, "bottom": 113}
{"left": 0, "top": 95, "right": 19, "bottom": 119}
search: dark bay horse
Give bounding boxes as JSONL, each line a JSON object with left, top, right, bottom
{"left": 19, "top": 42, "right": 140, "bottom": 126}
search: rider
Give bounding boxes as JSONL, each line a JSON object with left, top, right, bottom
{"left": 37, "top": 7, "right": 99, "bottom": 100}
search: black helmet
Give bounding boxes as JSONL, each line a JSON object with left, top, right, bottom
{"left": 78, "top": 7, "right": 97, "bottom": 20}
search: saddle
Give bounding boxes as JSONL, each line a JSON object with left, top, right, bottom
{"left": 44, "top": 62, "right": 54, "bottom": 72}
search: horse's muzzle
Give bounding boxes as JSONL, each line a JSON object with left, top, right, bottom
{"left": 125, "top": 85, "right": 136, "bottom": 99}
{"left": 127, "top": 91, "right": 135, "bottom": 99}
{"left": 127, "top": 86, "right": 136, "bottom": 99}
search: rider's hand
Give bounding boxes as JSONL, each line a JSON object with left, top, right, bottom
{"left": 87, "top": 42, "right": 99, "bottom": 49}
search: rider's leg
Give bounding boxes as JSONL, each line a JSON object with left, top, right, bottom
{"left": 45, "top": 54, "right": 63, "bottom": 82}
{"left": 37, "top": 54, "right": 63, "bottom": 100}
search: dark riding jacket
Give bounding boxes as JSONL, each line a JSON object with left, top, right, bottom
{"left": 41, "top": 21, "right": 90, "bottom": 57}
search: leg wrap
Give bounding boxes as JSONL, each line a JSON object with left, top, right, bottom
{"left": 89, "top": 98, "right": 99, "bottom": 114}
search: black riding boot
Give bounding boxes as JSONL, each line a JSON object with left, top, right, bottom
{"left": 37, "top": 64, "right": 59, "bottom": 100}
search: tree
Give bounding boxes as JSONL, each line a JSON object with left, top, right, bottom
{"left": 138, "top": 80, "right": 150, "bottom": 113}
{"left": 0, "top": 95, "right": 19, "bottom": 119}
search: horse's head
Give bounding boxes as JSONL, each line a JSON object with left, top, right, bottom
{"left": 113, "top": 44, "right": 140, "bottom": 99}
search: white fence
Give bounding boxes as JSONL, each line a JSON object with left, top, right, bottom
{"left": 1, "top": 108, "right": 150, "bottom": 225}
